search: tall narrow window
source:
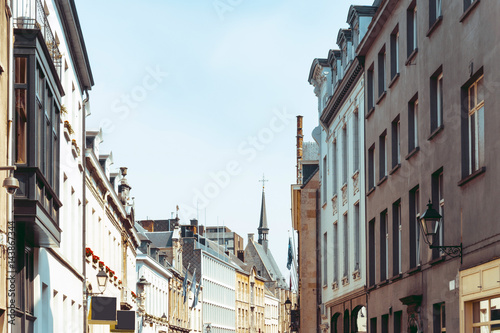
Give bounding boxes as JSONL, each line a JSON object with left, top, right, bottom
{"left": 15, "top": 57, "right": 28, "bottom": 164}
{"left": 370, "top": 317, "right": 377, "bottom": 333}
{"left": 380, "top": 210, "right": 388, "bottom": 281}
{"left": 392, "top": 200, "right": 402, "bottom": 276}
{"left": 353, "top": 112, "right": 360, "bottom": 172}
{"left": 323, "top": 232, "right": 328, "bottom": 286}
{"left": 367, "top": 65, "right": 375, "bottom": 111}
{"left": 343, "top": 213, "right": 349, "bottom": 278}
{"left": 431, "top": 68, "right": 444, "bottom": 132}
{"left": 432, "top": 169, "right": 444, "bottom": 259}
{"left": 462, "top": 72, "right": 484, "bottom": 176}
{"left": 334, "top": 223, "right": 338, "bottom": 284}
{"left": 430, "top": 0, "right": 442, "bottom": 26}
{"left": 378, "top": 46, "right": 386, "bottom": 99}
{"left": 394, "top": 311, "right": 403, "bottom": 333}
{"left": 382, "top": 314, "right": 389, "bottom": 333}
{"left": 369, "top": 219, "right": 376, "bottom": 286}
{"left": 332, "top": 140, "right": 338, "bottom": 194}
{"left": 433, "top": 303, "right": 446, "bottom": 333}
{"left": 323, "top": 156, "right": 328, "bottom": 203}
{"left": 392, "top": 115, "right": 401, "bottom": 168}
{"left": 407, "top": 3, "right": 418, "bottom": 58}
{"left": 368, "top": 144, "right": 376, "bottom": 190}
{"left": 463, "top": 0, "right": 477, "bottom": 12}
{"left": 408, "top": 95, "right": 419, "bottom": 153}
{"left": 409, "top": 186, "right": 420, "bottom": 268}
{"left": 379, "top": 131, "right": 387, "bottom": 180}
{"left": 354, "top": 203, "right": 360, "bottom": 272}
{"left": 342, "top": 126, "right": 348, "bottom": 185}
{"left": 390, "top": 27, "right": 400, "bottom": 80}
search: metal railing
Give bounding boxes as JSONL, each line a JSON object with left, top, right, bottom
{"left": 12, "top": 0, "right": 62, "bottom": 71}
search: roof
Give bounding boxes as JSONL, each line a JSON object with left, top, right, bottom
{"left": 144, "top": 232, "right": 173, "bottom": 248}
{"left": 258, "top": 190, "right": 268, "bottom": 231}
{"left": 251, "top": 241, "right": 287, "bottom": 289}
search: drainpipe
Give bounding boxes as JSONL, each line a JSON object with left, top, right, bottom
{"left": 82, "top": 89, "right": 89, "bottom": 333}
{"left": 6, "top": 4, "right": 13, "bottom": 332}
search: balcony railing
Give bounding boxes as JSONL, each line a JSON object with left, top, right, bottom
{"left": 12, "top": 0, "right": 62, "bottom": 71}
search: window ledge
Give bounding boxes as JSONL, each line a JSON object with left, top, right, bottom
{"left": 458, "top": 166, "right": 486, "bottom": 186}
{"left": 378, "top": 279, "right": 390, "bottom": 287}
{"left": 460, "top": 0, "right": 480, "bottom": 23}
{"left": 389, "top": 163, "right": 401, "bottom": 175}
{"left": 367, "top": 186, "right": 376, "bottom": 197}
{"left": 377, "top": 175, "right": 388, "bottom": 186}
{"left": 407, "top": 265, "right": 421, "bottom": 275}
{"left": 367, "top": 284, "right": 377, "bottom": 292}
{"left": 388, "top": 73, "right": 400, "bottom": 89}
{"left": 323, "top": 284, "right": 328, "bottom": 290}
{"left": 390, "top": 273, "right": 403, "bottom": 282}
{"left": 405, "top": 146, "right": 420, "bottom": 160}
{"left": 365, "top": 106, "right": 375, "bottom": 119}
{"left": 405, "top": 48, "right": 418, "bottom": 66}
{"left": 322, "top": 202, "right": 327, "bottom": 209}
{"left": 428, "top": 124, "right": 444, "bottom": 141}
{"left": 376, "top": 91, "right": 387, "bottom": 105}
{"left": 426, "top": 15, "right": 443, "bottom": 37}
{"left": 429, "top": 255, "right": 446, "bottom": 266}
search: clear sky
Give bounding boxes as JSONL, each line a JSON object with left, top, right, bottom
{"left": 76, "top": 0, "right": 375, "bottom": 282}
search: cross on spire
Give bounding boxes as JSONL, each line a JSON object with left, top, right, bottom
{"left": 259, "top": 174, "right": 269, "bottom": 191}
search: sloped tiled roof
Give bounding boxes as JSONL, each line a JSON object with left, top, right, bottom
{"left": 251, "top": 241, "right": 287, "bottom": 289}
{"left": 144, "top": 232, "right": 173, "bottom": 248}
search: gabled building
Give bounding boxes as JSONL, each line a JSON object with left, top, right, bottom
{"left": 244, "top": 186, "right": 292, "bottom": 333}
{"left": 10, "top": 0, "right": 93, "bottom": 331}
{"left": 135, "top": 223, "right": 171, "bottom": 333}
{"left": 308, "top": 4, "right": 377, "bottom": 332}
{"left": 84, "top": 132, "right": 139, "bottom": 331}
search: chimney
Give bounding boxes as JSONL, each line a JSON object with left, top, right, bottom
{"left": 118, "top": 167, "right": 131, "bottom": 205}
{"left": 296, "top": 115, "right": 303, "bottom": 184}
{"left": 248, "top": 233, "right": 254, "bottom": 243}
{"left": 237, "top": 250, "right": 244, "bottom": 262}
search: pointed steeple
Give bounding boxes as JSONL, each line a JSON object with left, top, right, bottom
{"left": 258, "top": 175, "right": 269, "bottom": 252}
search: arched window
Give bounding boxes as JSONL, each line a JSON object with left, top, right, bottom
{"left": 331, "top": 312, "right": 341, "bottom": 333}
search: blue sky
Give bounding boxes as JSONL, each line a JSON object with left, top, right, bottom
{"left": 76, "top": 0, "right": 375, "bottom": 281}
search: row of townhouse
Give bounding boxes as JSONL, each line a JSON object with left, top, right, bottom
{"left": 0, "top": 0, "right": 141, "bottom": 332}
{"left": 137, "top": 189, "right": 294, "bottom": 333}
{"left": 294, "top": 0, "right": 500, "bottom": 332}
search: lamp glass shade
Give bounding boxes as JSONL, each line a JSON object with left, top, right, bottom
{"left": 96, "top": 268, "right": 108, "bottom": 291}
{"left": 285, "top": 298, "right": 292, "bottom": 312}
{"left": 419, "top": 200, "right": 442, "bottom": 245}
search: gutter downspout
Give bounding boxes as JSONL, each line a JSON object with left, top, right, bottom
{"left": 6, "top": 4, "right": 13, "bottom": 332}
{"left": 82, "top": 89, "right": 89, "bottom": 333}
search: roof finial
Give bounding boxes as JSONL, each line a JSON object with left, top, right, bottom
{"left": 259, "top": 174, "right": 268, "bottom": 191}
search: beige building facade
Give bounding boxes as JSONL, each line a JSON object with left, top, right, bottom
{"left": 0, "top": 1, "right": 11, "bottom": 332}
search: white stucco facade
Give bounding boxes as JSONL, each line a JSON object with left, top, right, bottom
{"left": 201, "top": 251, "right": 236, "bottom": 333}
{"left": 264, "top": 291, "right": 279, "bottom": 333}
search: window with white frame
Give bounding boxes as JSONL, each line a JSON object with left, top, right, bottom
{"left": 343, "top": 213, "right": 349, "bottom": 278}
{"left": 323, "top": 156, "right": 328, "bottom": 203}
{"left": 465, "top": 74, "right": 485, "bottom": 175}
{"left": 393, "top": 199, "right": 402, "bottom": 276}
{"left": 469, "top": 297, "right": 500, "bottom": 332}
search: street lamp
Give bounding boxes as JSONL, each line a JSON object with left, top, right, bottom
{"left": 206, "top": 323, "right": 212, "bottom": 333}
{"left": 85, "top": 268, "right": 108, "bottom": 297}
{"left": 285, "top": 298, "right": 292, "bottom": 314}
{"left": 419, "top": 200, "right": 462, "bottom": 263}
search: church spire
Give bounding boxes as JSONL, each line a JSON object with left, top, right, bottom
{"left": 258, "top": 175, "right": 269, "bottom": 252}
